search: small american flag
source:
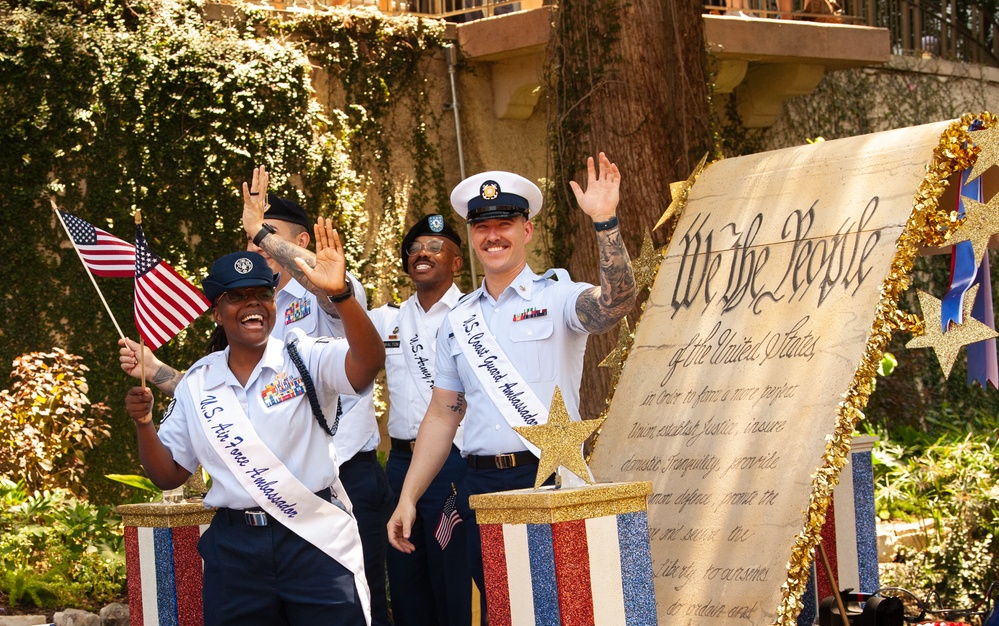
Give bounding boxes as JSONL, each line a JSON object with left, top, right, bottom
{"left": 134, "top": 224, "right": 210, "bottom": 350}
{"left": 434, "top": 485, "right": 463, "bottom": 550}
{"left": 59, "top": 211, "right": 135, "bottom": 277}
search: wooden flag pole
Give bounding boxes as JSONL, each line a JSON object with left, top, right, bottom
{"left": 135, "top": 210, "right": 146, "bottom": 390}
{"left": 818, "top": 542, "right": 852, "bottom": 626}
{"left": 51, "top": 198, "right": 127, "bottom": 343}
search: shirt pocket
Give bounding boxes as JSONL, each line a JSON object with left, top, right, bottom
{"left": 509, "top": 319, "right": 555, "bottom": 382}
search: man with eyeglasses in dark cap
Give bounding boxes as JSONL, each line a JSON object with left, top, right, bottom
{"left": 124, "top": 216, "right": 383, "bottom": 625}
{"left": 370, "top": 214, "right": 472, "bottom": 626}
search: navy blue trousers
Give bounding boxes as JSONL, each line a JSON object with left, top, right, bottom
{"left": 386, "top": 447, "right": 471, "bottom": 626}
{"left": 199, "top": 510, "right": 366, "bottom": 626}
{"left": 339, "top": 452, "right": 394, "bottom": 626}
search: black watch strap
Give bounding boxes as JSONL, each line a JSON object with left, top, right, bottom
{"left": 252, "top": 223, "right": 277, "bottom": 246}
{"left": 327, "top": 285, "right": 354, "bottom": 303}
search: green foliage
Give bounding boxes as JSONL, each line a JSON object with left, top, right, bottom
{"left": 870, "top": 416, "right": 999, "bottom": 609}
{"left": 0, "top": 477, "right": 124, "bottom": 609}
{"left": 0, "top": 349, "right": 111, "bottom": 496}
{"left": 0, "top": 0, "right": 450, "bottom": 502}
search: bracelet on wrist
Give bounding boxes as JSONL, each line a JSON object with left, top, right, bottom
{"left": 252, "top": 223, "right": 277, "bottom": 246}
{"left": 327, "top": 285, "right": 354, "bottom": 303}
{"left": 593, "top": 216, "right": 619, "bottom": 232}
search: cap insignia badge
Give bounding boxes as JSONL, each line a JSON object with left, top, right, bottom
{"left": 234, "top": 258, "right": 253, "bottom": 274}
{"left": 429, "top": 215, "right": 444, "bottom": 232}
{"left": 480, "top": 181, "right": 500, "bottom": 201}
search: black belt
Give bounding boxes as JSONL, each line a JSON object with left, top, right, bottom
{"left": 218, "top": 488, "right": 333, "bottom": 527}
{"left": 466, "top": 451, "right": 538, "bottom": 470}
{"left": 340, "top": 449, "right": 378, "bottom": 468}
{"left": 390, "top": 437, "right": 416, "bottom": 453}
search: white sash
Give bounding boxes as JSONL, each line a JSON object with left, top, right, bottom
{"left": 448, "top": 297, "right": 548, "bottom": 456}
{"left": 399, "top": 299, "right": 435, "bottom": 408}
{"left": 190, "top": 368, "right": 372, "bottom": 625}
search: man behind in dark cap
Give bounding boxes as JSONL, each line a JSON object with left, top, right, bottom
{"left": 370, "top": 214, "right": 471, "bottom": 626}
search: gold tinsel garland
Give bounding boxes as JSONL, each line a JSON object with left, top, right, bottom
{"left": 773, "top": 112, "right": 996, "bottom": 625}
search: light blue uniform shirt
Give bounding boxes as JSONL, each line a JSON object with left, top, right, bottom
{"left": 158, "top": 330, "right": 359, "bottom": 510}
{"left": 434, "top": 265, "right": 591, "bottom": 456}
{"left": 273, "top": 276, "right": 380, "bottom": 462}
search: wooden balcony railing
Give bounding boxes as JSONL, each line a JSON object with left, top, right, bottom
{"left": 704, "top": 0, "right": 998, "bottom": 67}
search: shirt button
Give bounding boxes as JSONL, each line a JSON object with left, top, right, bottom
{"left": 527, "top": 331, "right": 533, "bottom": 336}
{"left": 495, "top": 424, "right": 501, "bottom": 431}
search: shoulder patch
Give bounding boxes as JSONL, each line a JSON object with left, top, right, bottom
{"left": 161, "top": 398, "right": 177, "bottom": 423}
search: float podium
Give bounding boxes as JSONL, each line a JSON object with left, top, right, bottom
{"left": 470, "top": 481, "right": 657, "bottom": 626}
{"left": 117, "top": 501, "right": 213, "bottom": 626}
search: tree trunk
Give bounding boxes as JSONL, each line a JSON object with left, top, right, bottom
{"left": 546, "top": 0, "right": 713, "bottom": 419}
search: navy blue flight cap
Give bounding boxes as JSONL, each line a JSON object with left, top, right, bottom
{"left": 265, "top": 193, "right": 312, "bottom": 230}
{"left": 450, "top": 171, "right": 543, "bottom": 224}
{"left": 400, "top": 214, "right": 462, "bottom": 273}
{"left": 202, "top": 251, "right": 280, "bottom": 303}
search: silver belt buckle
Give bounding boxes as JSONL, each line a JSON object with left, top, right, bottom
{"left": 244, "top": 510, "right": 268, "bottom": 526}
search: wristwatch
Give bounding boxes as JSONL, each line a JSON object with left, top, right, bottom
{"left": 327, "top": 285, "right": 354, "bottom": 303}
{"left": 252, "top": 223, "right": 277, "bottom": 246}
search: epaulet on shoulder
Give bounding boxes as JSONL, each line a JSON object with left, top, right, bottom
{"left": 456, "top": 292, "right": 476, "bottom": 305}
{"left": 543, "top": 268, "right": 571, "bottom": 282}
{"left": 388, "top": 302, "right": 401, "bottom": 309}
{"left": 189, "top": 351, "right": 221, "bottom": 372}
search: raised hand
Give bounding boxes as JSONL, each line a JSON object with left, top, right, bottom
{"left": 241, "top": 165, "right": 270, "bottom": 235}
{"left": 569, "top": 152, "right": 621, "bottom": 223}
{"left": 295, "top": 217, "right": 347, "bottom": 296}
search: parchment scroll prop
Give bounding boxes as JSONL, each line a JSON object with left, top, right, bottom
{"left": 590, "top": 114, "right": 999, "bottom": 626}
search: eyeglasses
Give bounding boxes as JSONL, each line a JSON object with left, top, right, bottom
{"left": 216, "top": 287, "right": 276, "bottom": 306}
{"left": 406, "top": 239, "right": 448, "bottom": 255}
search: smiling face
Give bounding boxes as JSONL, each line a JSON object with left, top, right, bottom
{"left": 469, "top": 216, "right": 533, "bottom": 278}
{"left": 406, "top": 236, "right": 463, "bottom": 290}
{"left": 212, "top": 286, "right": 277, "bottom": 351}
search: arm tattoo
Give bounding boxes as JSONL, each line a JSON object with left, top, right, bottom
{"left": 259, "top": 236, "right": 342, "bottom": 317}
{"left": 576, "top": 226, "right": 636, "bottom": 334}
{"left": 447, "top": 392, "right": 466, "bottom": 414}
{"left": 151, "top": 365, "right": 182, "bottom": 387}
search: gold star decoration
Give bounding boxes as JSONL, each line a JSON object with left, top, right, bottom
{"left": 598, "top": 318, "right": 632, "bottom": 380}
{"left": 632, "top": 229, "right": 664, "bottom": 294}
{"left": 966, "top": 125, "right": 999, "bottom": 183}
{"left": 905, "top": 286, "right": 998, "bottom": 379}
{"left": 654, "top": 153, "right": 708, "bottom": 231}
{"left": 513, "top": 386, "right": 605, "bottom": 490}
{"left": 947, "top": 192, "right": 999, "bottom": 265}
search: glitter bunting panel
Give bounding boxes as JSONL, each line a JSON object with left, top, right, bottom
{"left": 472, "top": 482, "right": 657, "bottom": 626}
{"left": 119, "top": 502, "right": 214, "bottom": 626}
{"left": 590, "top": 118, "right": 984, "bottom": 626}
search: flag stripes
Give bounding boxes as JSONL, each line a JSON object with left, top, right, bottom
{"left": 134, "top": 224, "right": 210, "bottom": 351}
{"left": 59, "top": 211, "right": 135, "bottom": 277}
{"left": 434, "top": 490, "right": 463, "bottom": 549}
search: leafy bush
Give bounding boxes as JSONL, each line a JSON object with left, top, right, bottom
{"left": 0, "top": 349, "right": 111, "bottom": 496}
{"left": 0, "top": 477, "right": 124, "bottom": 610}
{"left": 870, "top": 413, "right": 999, "bottom": 610}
